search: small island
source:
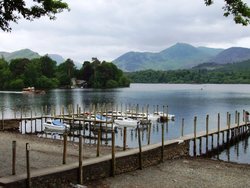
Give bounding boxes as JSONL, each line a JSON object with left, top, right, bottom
{"left": 0, "top": 56, "right": 130, "bottom": 90}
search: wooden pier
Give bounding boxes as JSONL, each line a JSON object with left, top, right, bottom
{"left": 0, "top": 105, "right": 250, "bottom": 187}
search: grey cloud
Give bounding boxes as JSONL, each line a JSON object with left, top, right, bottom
{"left": 0, "top": 0, "right": 249, "bottom": 62}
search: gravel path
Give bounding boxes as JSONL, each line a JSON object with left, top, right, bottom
{"left": 87, "top": 158, "right": 250, "bottom": 188}
{"left": 0, "top": 132, "right": 117, "bottom": 177}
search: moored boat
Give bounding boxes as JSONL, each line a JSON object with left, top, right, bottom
{"left": 43, "top": 119, "right": 70, "bottom": 132}
{"left": 114, "top": 117, "right": 139, "bottom": 128}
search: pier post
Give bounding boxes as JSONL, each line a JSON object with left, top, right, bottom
{"left": 30, "top": 110, "right": 33, "bottom": 133}
{"left": 181, "top": 118, "right": 184, "bottom": 137}
{"left": 78, "top": 136, "right": 83, "bottom": 185}
{"left": 111, "top": 130, "right": 116, "bottom": 177}
{"left": 1, "top": 107, "right": 4, "bottom": 130}
{"left": 63, "top": 133, "right": 67, "bottom": 164}
{"left": 123, "top": 127, "right": 127, "bottom": 151}
{"left": 12, "top": 141, "right": 16, "bottom": 175}
{"left": 26, "top": 143, "right": 31, "bottom": 188}
{"left": 237, "top": 112, "right": 240, "bottom": 135}
{"left": 161, "top": 122, "right": 164, "bottom": 163}
{"left": 206, "top": 114, "right": 209, "bottom": 153}
{"left": 193, "top": 116, "right": 197, "bottom": 156}
{"left": 137, "top": 125, "right": 142, "bottom": 170}
{"left": 147, "top": 123, "right": 151, "bottom": 145}
{"left": 217, "top": 113, "right": 220, "bottom": 147}
{"left": 97, "top": 129, "right": 101, "bottom": 157}
{"left": 20, "top": 108, "right": 23, "bottom": 132}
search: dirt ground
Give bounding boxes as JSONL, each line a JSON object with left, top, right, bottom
{"left": 86, "top": 157, "right": 250, "bottom": 188}
{"left": 0, "top": 131, "right": 118, "bottom": 177}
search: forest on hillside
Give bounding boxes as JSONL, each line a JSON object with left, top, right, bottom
{"left": 126, "top": 60, "right": 250, "bottom": 84}
{"left": 0, "top": 56, "right": 130, "bottom": 90}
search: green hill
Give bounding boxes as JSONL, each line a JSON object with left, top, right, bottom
{"left": 0, "top": 49, "right": 40, "bottom": 61}
{"left": 113, "top": 43, "right": 223, "bottom": 72}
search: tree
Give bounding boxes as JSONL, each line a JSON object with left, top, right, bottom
{"left": 40, "top": 55, "right": 57, "bottom": 78}
{"left": 205, "top": 0, "right": 250, "bottom": 25}
{"left": 0, "top": 0, "right": 69, "bottom": 32}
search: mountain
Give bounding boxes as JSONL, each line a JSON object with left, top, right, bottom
{"left": 47, "top": 54, "right": 65, "bottom": 64}
{"left": 0, "top": 49, "right": 40, "bottom": 61}
{"left": 113, "top": 43, "right": 224, "bottom": 72}
{"left": 0, "top": 49, "right": 66, "bottom": 64}
{"left": 209, "top": 47, "right": 250, "bottom": 64}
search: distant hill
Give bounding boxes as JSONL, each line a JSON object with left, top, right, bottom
{"left": 47, "top": 54, "right": 65, "bottom": 64}
{"left": 209, "top": 47, "right": 250, "bottom": 64}
{"left": 113, "top": 43, "right": 224, "bottom": 72}
{"left": 0, "top": 49, "right": 40, "bottom": 61}
{"left": 0, "top": 49, "right": 66, "bottom": 64}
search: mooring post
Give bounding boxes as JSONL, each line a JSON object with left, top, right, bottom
{"left": 111, "top": 130, "right": 116, "bottom": 177}
{"left": 217, "top": 113, "right": 220, "bottom": 145}
{"left": 237, "top": 112, "right": 240, "bottom": 137}
{"left": 193, "top": 116, "right": 197, "bottom": 156}
{"left": 1, "top": 107, "right": 4, "bottom": 130}
{"left": 12, "top": 141, "right": 16, "bottom": 175}
{"left": 26, "top": 143, "right": 31, "bottom": 188}
{"left": 20, "top": 108, "right": 23, "bottom": 131}
{"left": 78, "top": 136, "right": 83, "bottom": 185}
{"left": 137, "top": 124, "right": 142, "bottom": 170}
{"left": 206, "top": 114, "right": 209, "bottom": 153}
{"left": 227, "top": 113, "right": 231, "bottom": 143}
{"left": 30, "top": 109, "right": 33, "bottom": 133}
{"left": 96, "top": 129, "right": 101, "bottom": 157}
{"left": 147, "top": 123, "right": 151, "bottom": 145}
{"left": 235, "top": 110, "right": 237, "bottom": 124}
{"left": 161, "top": 122, "right": 164, "bottom": 163}
{"left": 123, "top": 127, "right": 127, "bottom": 151}
{"left": 181, "top": 118, "right": 184, "bottom": 137}
{"left": 63, "top": 133, "right": 67, "bottom": 164}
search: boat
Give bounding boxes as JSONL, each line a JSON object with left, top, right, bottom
{"left": 22, "top": 87, "right": 45, "bottom": 94}
{"left": 114, "top": 117, "right": 139, "bottom": 128}
{"left": 148, "top": 112, "right": 175, "bottom": 121}
{"left": 43, "top": 119, "right": 70, "bottom": 132}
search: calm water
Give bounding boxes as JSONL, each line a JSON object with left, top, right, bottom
{"left": 0, "top": 84, "right": 250, "bottom": 164}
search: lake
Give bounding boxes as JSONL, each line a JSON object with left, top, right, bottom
{"left": 0, "top": 84, "right": 250, "bottom": 164}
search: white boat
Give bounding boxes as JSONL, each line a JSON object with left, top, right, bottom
{"left": 148, "top": 112, "right": 175, "bottom": 121}
{"left": 114, "top": 117, "right": 139, "bottom": 128}
{"left": 43, "top": 119, "right": 70, "bottom": 132}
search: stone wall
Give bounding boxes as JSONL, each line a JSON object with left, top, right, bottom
{"left": 0, "top": 140, "right": 189, "bottom": 188}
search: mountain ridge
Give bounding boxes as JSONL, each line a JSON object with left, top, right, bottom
{"left": 0, "top": 49, "right": 65, "bottom": 64}
{"left": 113, "top": 43, "right": 226, "bottom": 72}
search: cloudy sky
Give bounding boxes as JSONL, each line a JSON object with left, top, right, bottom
{"left": 0, "top": 0, "right": 250, "bottom": 63}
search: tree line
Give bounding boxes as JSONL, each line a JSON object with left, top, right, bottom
{"left": 0, "top": 56, "right": 130, "bottom": 90}
{"left": 126, "top": 60, "right": 250, "bottom": 84}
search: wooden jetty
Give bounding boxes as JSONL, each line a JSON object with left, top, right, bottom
{"left": 0, "top": 105, "right": 250, "bottom": 187}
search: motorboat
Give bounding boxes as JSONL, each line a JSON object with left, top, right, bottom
{"left": 22, "top": 87, "right": 45, "bottom": 94}
{"left": 114, "top": 117, "right": 139, "bottom": 128}
{"left": 148, "top": 112, "right": 175, "bottom": 121}
{"left": 43, "top": 119, "right": 70, "bottom": 132}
